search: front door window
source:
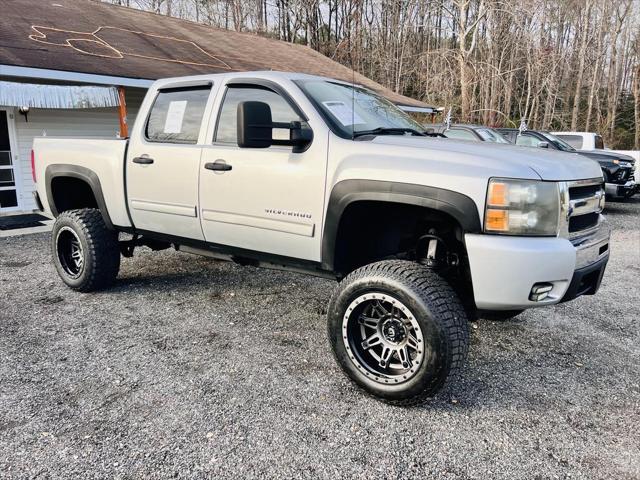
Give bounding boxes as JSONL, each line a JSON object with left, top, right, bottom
{"left": 214, "top": 86, "right": 302, "bottom": 144}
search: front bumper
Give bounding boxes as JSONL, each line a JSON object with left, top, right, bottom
{"left": 605, "top": 180, "right": 636, "bottom": 198}
{"left": 465, "top": 217, "right": 610, "bottom": 310}
{"left": 560, "top": 254, "right": 608, "bottom": 303}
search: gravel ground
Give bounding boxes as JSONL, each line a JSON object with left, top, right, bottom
{"left": 1, "top": 199, "right": 639, "bottom": 479}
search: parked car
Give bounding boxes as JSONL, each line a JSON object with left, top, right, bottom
{"left": 425, "top": 123, "right": 511, "bottom": 143}
{"left": 32, "top": 71, "right": 610, "bottom": 405}
{"left": 552, "top": 131, "right": 640, "bottom": 163}
{"left": 498, "top": 128, "right": 637, "bottom": 199}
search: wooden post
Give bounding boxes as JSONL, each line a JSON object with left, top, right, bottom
{"left": 117, "top": 86, "right": 129, "bottom": 139}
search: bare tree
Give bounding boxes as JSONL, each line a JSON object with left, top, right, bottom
{"left": 103, "top": 0, "right": 640, "bottom": 148}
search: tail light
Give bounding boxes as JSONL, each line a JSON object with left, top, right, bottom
{"left": 31, "top": 149, "right": 36, "bottom": 183}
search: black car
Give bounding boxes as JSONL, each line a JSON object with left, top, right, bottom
{"left": 497, "top": 128, "right": 637, "bottom": 199}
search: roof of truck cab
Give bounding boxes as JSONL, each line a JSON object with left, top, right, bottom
{"left": 0, "top": 0, "right": 430, "bottom": 108}
{"left": 152, "top": 70, "right": 360, "bottom": 88}
{"left": 156, "top": 71, "right": 338, "bottom": 83}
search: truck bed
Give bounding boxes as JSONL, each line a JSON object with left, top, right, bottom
{"left": 33, "top": 137, "right": 132, "bottom": 228}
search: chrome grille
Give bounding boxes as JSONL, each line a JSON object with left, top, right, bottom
{"left": 559, "top": 178, "right": 605, "bottom": 239}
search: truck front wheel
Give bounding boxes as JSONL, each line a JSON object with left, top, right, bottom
{"left": 327, "top": 260, "right": 469, "bottom": 405}
{"left": 51, "top": 209, "right": 120, "bottom": 292}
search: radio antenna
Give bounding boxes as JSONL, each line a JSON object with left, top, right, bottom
{"left": 350, "top": 31, "right": 355, "bottom": 140}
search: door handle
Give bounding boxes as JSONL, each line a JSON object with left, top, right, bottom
{"left": 133, "top": 156, "right": 154, "bottom": 165}
{"left": 205, "top": 161, "right": 232, "bottom": 172}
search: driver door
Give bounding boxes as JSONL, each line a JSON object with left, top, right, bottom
{"left": 199, "top": 83, "right": 327, "bottom": 261}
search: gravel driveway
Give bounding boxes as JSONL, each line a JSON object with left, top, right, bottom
{"left": 1, "top": 199, "right": 639, "bottom": 479}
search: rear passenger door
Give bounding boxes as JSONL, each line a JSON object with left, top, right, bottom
{"left": 127, "top": 83, "right": 215, "bottom": 240}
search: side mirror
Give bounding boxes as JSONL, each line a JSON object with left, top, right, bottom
{"left": 538, "top": 141, "right": 549, "bottom": 149}
{"left": 237, "top": 101, "right": 313, "bottom": 153}
{"left": 287, "top": 121, "right": 314, "bottom": 153}
{"left": 237, "top": 101, "right": 273, "bottom": 148}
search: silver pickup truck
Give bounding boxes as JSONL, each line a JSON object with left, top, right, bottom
{"left": 32, "top": 71, "right": 610, "bottom": 405}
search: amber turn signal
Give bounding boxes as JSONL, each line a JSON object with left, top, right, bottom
{"left": 487, "top": 181, "right": 508, "bottom": 207}
{"left": 485, "top": 209, "right": 508, "bottom": 232}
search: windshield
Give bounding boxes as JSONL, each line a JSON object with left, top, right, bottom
{"left": 477, "top": 128, "right": 510, "bottom": 144}
{"left": 295, "top": 80, "right": 425, "bottom": 137}
{"left": 539, "top": 132, "right": 576, "bottom": 152}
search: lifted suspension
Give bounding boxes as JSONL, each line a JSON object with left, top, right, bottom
{"left": 416, "top": 232, "right": 459, "bottom": 270}
{"left": 119, "top": 235, "right": 170, "bottom": 258}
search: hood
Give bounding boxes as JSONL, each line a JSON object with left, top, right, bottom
{"left": 576, "top": 149, "right": 635, "bottom": 165}
{"left": 369, "top": 136, "right": 604, "bottom": 181}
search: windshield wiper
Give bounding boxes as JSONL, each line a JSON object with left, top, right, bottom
{"left": 352, "top": 127, "right": 426, "bottom": 138}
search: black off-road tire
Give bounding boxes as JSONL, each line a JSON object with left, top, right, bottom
{"left": 51, "top": 209, "right": 120, "bottom": 292}
{"left": 327, "top": 260, "right": 469, "bottom": 406}
{"left": 477, "top": 309, "right": 524, "bottom": 321}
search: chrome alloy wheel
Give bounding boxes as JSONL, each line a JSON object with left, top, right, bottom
{"left": 56, "top": 226, "right": 84, "bottom": 278}
{"left": 342, "top": 293, "right": 425, "bottom": 385}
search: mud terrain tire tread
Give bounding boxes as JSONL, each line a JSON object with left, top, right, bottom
{"left": 327, "top": 260, "right": 469, "bottom": 406}
{"left": 52, "top": 208, "right": 120, "bottom": 292}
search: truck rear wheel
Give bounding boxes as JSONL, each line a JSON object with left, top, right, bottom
{"left": 327, "top": 260, "right": 469, "bottom": 406}
{"left": 51, "top": 209, "right": 120, "bottom": 292}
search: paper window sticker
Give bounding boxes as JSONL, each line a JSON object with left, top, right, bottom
{"left": 322, "top": 101, "right": 365, "bottom": 126}
{"left": 164, "top": 100, "right": 188, "bottom": 134}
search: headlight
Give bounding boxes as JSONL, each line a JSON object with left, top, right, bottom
{"left": 612, "top": 160, "right": 632, "bottom": 167}
{"left": 485, "top": 178, "right": 560, "bottom": 236}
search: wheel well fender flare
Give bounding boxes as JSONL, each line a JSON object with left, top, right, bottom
{"left": 321, "top": 180, "right": 482, "bottom": 270}
{"left": 45, "top": 164, "right": 114, "bottom": 230}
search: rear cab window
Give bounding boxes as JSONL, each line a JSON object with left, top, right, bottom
{"left": 146, "top": 86, "right": 211, "bottom": 144}
{"left": 594, "top": 135, "right": 604, "bottom": 149}
{"left": 556, "top": 135, "right": 583, "bottom": 149}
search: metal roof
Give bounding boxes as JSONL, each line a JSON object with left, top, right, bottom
{"left": 0, "top": 80, "right": 120, "bottom": 108}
